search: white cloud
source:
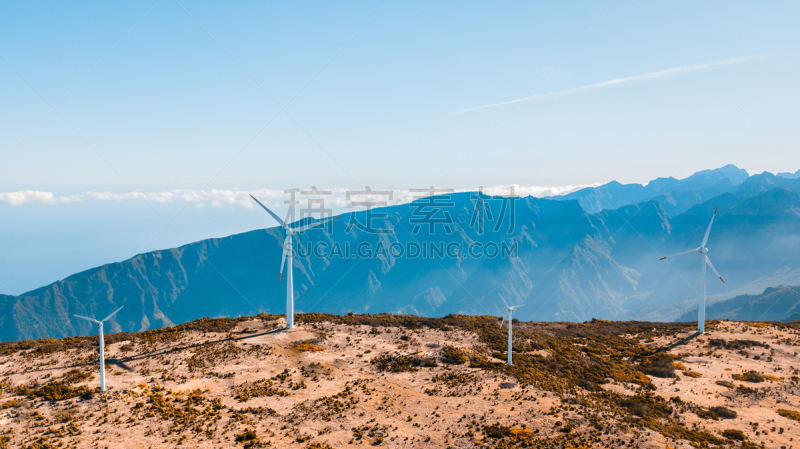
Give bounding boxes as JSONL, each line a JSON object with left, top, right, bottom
{"left": 457, "top": 56, "right": 764, "bottom": 114}
{"left": 0, "top": 184, "right": 599, "bottom": 208}
{"left": 482, "top": 184, "right": 600, "bottom": 198}
{"left": 0, "top": 190, "right": 56, "bottom": 205}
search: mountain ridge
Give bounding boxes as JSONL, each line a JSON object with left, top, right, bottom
{"left": 676, "top": 285, "right": 800, "bottom": 322}
{"left": 547, "top": 164, "right": 750, "bottom": 216}
{"left": 4, "top": 166, "right": 800, "bottom": 342}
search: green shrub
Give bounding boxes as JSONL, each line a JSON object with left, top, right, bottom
{"left": 440, "top": 345, "right": 469, "bottom": 364}
{"left": 733, "top": 371, "right": 765, "bottom": 383}
{"left": 722, "top": 429, "right": 746, "bottom": 441}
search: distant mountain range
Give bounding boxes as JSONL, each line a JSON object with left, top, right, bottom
{"left": 676, "top": 285, "right": 800, "bottom": 323}
{"left": 3, "top": 165, "right": 800, "bottom": 342}
{"left": 547, "top": 164, "right": 750, "bottom": 216}
{"left": 777, "top": 169, "right": 800, "bottom": 179}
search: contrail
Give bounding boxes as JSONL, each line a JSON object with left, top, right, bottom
{"left": 456, "top": 56, "right": 764, "bottom": 114}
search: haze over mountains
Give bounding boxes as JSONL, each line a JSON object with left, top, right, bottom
{"left": 547, "top": 164, "right": 751, "bottom": 215}
{"left": 676, "top": 285, "right": 800, "bottom": 323}
{"left": 3, "top": 164, "right": 800, "bottom": 342}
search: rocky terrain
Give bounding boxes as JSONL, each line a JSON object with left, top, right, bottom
{"left": 1, "top": 314, "right": 799, "bottom": 448}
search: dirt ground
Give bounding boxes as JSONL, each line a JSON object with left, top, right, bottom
{"left": 1, "top": 316, "right": 799, "bottom": 448}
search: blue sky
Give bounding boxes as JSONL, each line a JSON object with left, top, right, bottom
{"left": 1, "top": 0, "right": 800, "bottom": 294}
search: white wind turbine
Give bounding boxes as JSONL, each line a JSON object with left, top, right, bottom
{"left": 499, "top": 294, "right": 524, "bottom": 366}
{"left": 250, "top": 195, "right": 339, "bottom": 329}
{"left": 74, "top": 306, "right": 123, "bottom": 392}
{"left": 660, "top": 207, "right": 725, "bottom": 334}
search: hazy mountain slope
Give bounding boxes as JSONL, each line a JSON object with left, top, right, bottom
{"left": 2, "top": 194, "right": 617, "bottom": 341}
{"left": 777, "top": 169, "right": 800, "bottom": 179}
{"left": 551, "top": 180, "right": 650, "bottom": 214}
{"left": 528, "top": 235, "right": 639, "bottom": 321}
{"left": 629, "top": 187, "right": 800, "bottom": 320}
{"left": 6, "top": 172, "right": 800, "bottom": 342}
{"left": 549, "top": 164, "right": 749, "bottom": 215}
{"left": 646, "top": 178, "right": 740, "bottom": 217}
{"left": 0, "top": 295, "right": 17, "bottom": 338}
{"left": 735, "top": 172, "right": 800, "bottom": 198}
{"left": 676, "top": 285, "right": 800, "bottom": 322}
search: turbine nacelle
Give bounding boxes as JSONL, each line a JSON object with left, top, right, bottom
{"left": 498, "top": 294, "right": 524, "bottom": 328}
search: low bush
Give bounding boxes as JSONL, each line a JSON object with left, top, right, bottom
{"left": 431, "top": 371, "right": 478, "bottom": 387}
{"left": 15, "top": 381, "right": 95, "bottom": 402}
{"left": 638, "top": 355, "right": 676, "bottom": 378}
{"left": 296, "top": 343, "right": 325, "bottom": 352}
{"left": 710, "top": 406, "right": 737, "bottom": 419}
{"left": 697, "top": 406, "right": 737, "bottom": 420}
{"left": 13, "top": 369, "right": 96, "bottom": 402}
{"left": 777, "top": 409, "right": 800, "bottom": 422}
{"left": 234, "top": 428, "right": 261, "bottom": 448}
{"left": 371, "top": 353, "right": 436, "bottom": 372}
{"left": 305, "top": 443, "right": 335, "bottom": 449}
{"left": 440, "top": 345, "right": 469, "bottom": 364}
{"left": 733, "top": 371, "right": 765, "bottom": 383}
{"left": 484, "top": 423, "right": 512, "bottom": 439}
{"left": 722, "top": 429, "right": 746, "bottom": 441}
{"left": 709, "top": 338, "right": 767, "bottom": 350}
{"left": 0, "top": 399, "right": 22, "bottom": 409}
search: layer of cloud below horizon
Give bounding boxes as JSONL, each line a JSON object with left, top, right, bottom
{"left": 0, "top": 184, "right": 601, "bottom": 208}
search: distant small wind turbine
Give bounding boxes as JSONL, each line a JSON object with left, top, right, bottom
{"left": 499, "top": 294, "right": 524, "bottom": 366}
{"left": 74, "top": 306, "right": 123, "bottom": 392}
{"left": 660, "top": 207, "right": 725, "bottom": 334}
{"left": 250, "top": 195, "right": 339, "bottom": 329}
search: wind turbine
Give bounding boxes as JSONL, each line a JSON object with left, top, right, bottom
{"left": 74, "top": 306, "right": 123, "bottom": 392}
{"left": 250, "top": 195, "right": 339, "bottom": 329}
{"left": 499, "top": 294, "right": 524, "bottom": 366}
{"left": 660, "top": 207, "right": 725, "bottom": 334}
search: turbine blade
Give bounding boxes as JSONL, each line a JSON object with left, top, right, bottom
{"left": 279, "top": 236, "right": 291, "bottom": 281}
{"left": 701, "top": 207, "right": 718, "bottom": 247}
{"left": 499, "top": 317, "right": 505, "bottom": 328}
{"left": 660, "top": 248, "right": 699, "bottom": 260}
{"left": 74, "top": 314, "right": 99, "bottom": 324}
{"left": 705, "top": 256, "right": 724, "bottom": 283}
{"left": 498, "top": 293, "right": 509, "bottom": 309}
{"left": 294, "top": 215, "right": 341, "bottom": 233}
{"left": 101, "top": 306, "right": 123, "bottom": 323}
{"left": 250, "top": 195, "right": 287, "bottom": 228}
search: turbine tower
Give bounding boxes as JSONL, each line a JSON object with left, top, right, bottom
{"left": 250, "top": 195, "right": 339, "bottom": 329}
{"left": 74, "top": 306, "right": 123, "bottom": 392}
{"left": 660, "top": 207, "right": 725, "bottom": 334}
{"left": 499, "top": 294, "right": 524, "bottom": 366}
